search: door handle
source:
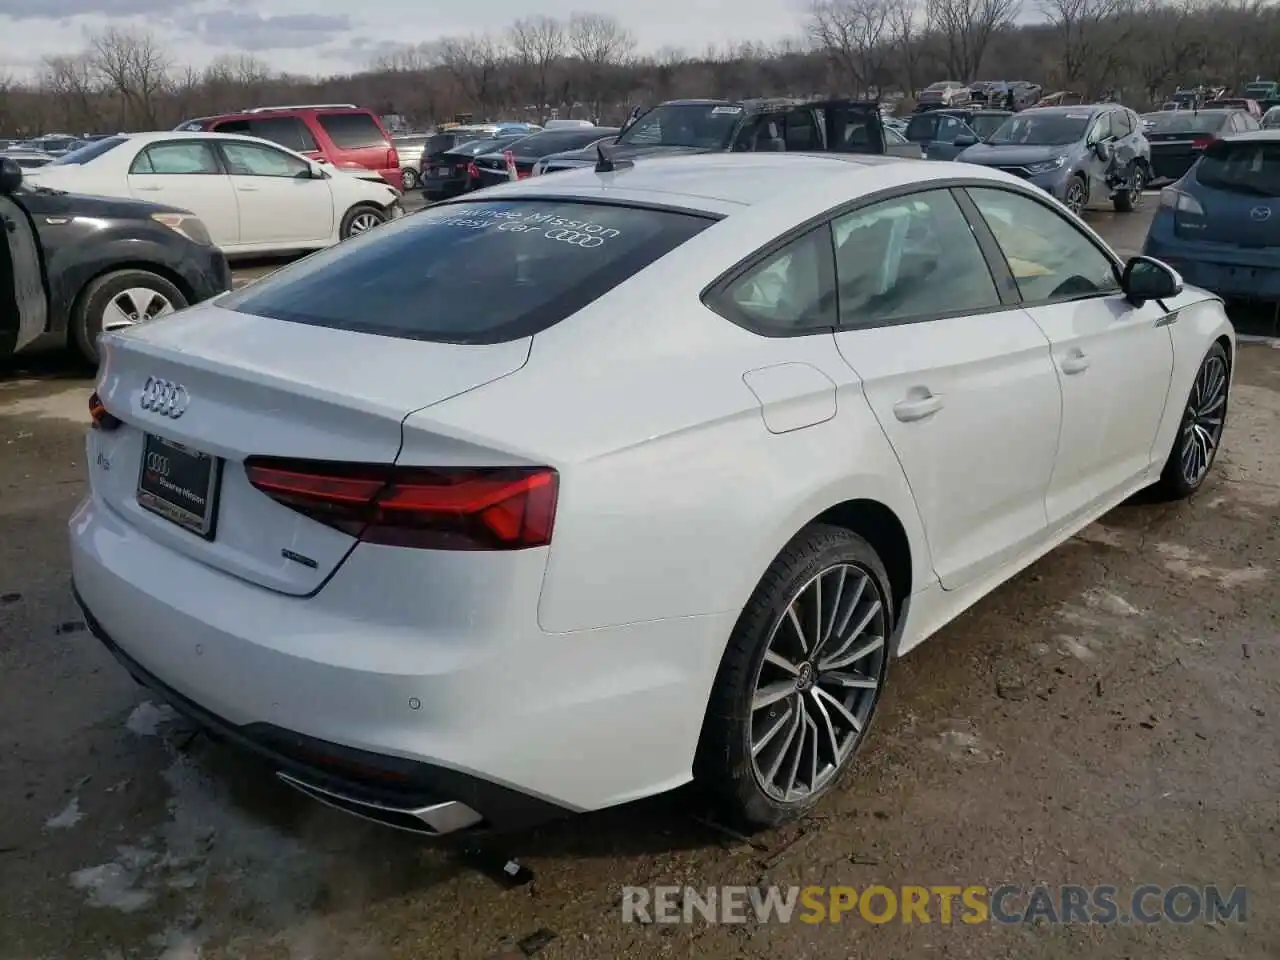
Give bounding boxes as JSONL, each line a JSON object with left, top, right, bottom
{"left": 1061, "top": 351, "right": 1090, "bottom": 374}
{"left": 237, "top": 185, "right": 260, "bottom": 192}
{"left": 134, "top": 185, "right": 162, "bottom": 191}
{"left": 893, "top": 392, "right": 944, "bottom": 422}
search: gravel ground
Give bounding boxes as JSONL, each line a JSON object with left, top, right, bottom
{"left": 1, "top": 203, "right": 1278, "bottom": 960}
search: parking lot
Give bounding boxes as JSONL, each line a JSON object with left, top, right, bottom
{"left": 2, "top": 198, "right": 1278, "bottom": 960}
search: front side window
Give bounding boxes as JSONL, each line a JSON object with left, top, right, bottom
{"left": 716, "top": 228, "right": 834, "bottom": 333}
{"left": 221, "top": 200, "right": 714, "bottom": 343}
{"left": 219, "top": 141, "right": 309, "bottom": 178}
{"left": 833, "top": 189, "right": 1000, "bottom": 328}
{"left": 966, "top": 187, "right": 1120, "bottom": 302}
{"left": 130, "top": 141, "right": 221, "bottom": 175}
{"left": 1088, "top": 112, "right": 1113, "bottom": 143}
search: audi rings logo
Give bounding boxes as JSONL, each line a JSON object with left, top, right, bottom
{"left": 139, "top": 377, "right": 190, "bottom": 419}
{"left": 545, "top": 228, "right": 604, "bottom": 248}
{"left": 145, "top": 452, "right": 171, "bottom": 477}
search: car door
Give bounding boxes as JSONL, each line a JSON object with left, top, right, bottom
{"left": 928, "top": 115, "right": 970, "bottom": 159}
{"left": 1081, "top": 111, "right": 1114, "bottom": 201}
{"left": 963, "top": 185, "right": 1175, "bottom": 526}
{"left": 829, "top": 187, "right": 1061, "bottom": 590}
{"left": 214, "top": 139, "right": 333, "bottom": 246}
{"left": 820, "top": 100, "right": 888, "bottom": 155}
{"left": 0, "top": 195, "right": 48, "bottom": 355}
{"left": 1108, "top": 108, "right": 1140, "bottom": 186}
{"left": 127, "top": 140, "right": 239, "bottom": 247}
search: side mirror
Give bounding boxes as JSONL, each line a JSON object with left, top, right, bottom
{"left": 1092, "top": 140, "right": 1111, "bottom": 161}
{"left": 954, "top": 133, "right": 978, "bottom": 147}
{"left": 309, "top": 163, "right": 328, "bottom": 179}
{"left": 1122, "top": 255, "right": 1182, "bottom": 304}
{"left": 0, "top": 157, "right": 22, "bottom": 195}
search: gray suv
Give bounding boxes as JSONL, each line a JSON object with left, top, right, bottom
{"left": 954, "top": 104, "right": 1151, "bottom": 215}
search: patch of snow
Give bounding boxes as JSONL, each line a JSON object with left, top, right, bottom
{"left": 126, "top": 701, "right": 178, "bottom": 737}
{"left": 1057, "top": 635, "right": 1097, "bottom": 661}
{"left": 45, "top": 797, "right": 84, "bottom": 830}
{"left": 69, "top": 847, "right": 158, "bottom": 912}
{"left": 1082, "top": 588, "right": 1141, "bottom": 617}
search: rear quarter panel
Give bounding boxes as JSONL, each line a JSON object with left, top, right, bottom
{"left": 400, "top": 211, "right": 932, "bottom": 636}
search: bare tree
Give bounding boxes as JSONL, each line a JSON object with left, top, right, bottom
{"left": 569, "top": 13, "right": 636, "bottom": 119}
{"left": 439, "top": 35, "right": 504, "bottom": 118}
{"left": 808, "top": 0, "right": 893, "bottom": 94}
{"left": 1039, "top": 0, "right": 1135, "bottom": 90}
{"left": 90, "top": 28, "right": 172, "bottom": 129}
{"left": 887, "top": 0, "right": 923, "bottom": 95}
{"left": 508, "top": 16, "right": 564, "bottom": 120}
{"left": 925, "top": 0, "right": 1022, "bottom": 80}
{"left": 39, "top": 53, "right": 101, "bottom": 132}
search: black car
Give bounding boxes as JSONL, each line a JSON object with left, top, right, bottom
{"left": 421, "top": 134, "right": 530, "bottom": 201}
{"left": 968, "top": 81, "right": 1042, "bottom": 111}
{"left": 1140, "top": 108, "right": 1261, "bottom": 182}
{"left": 471, "top": 127, "right": 621, "bottom": 188}
{"left": 526, "top": 97, "right": 908, "bottom": 175}
{"left": 0, "top": 157, "right": 231, "bottom": 366}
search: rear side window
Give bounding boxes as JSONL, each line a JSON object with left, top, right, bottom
{"left": 247, "top": 116, "right": 318, "bottom": 152}
{"left": 1197, "top": 140, "right": 1280, "bottom": 196}
{"left": 220, "top": 200, "right": 715, "bottom": 344}
{"left": 316, "top": 112, "right": 386, "bottom": 149}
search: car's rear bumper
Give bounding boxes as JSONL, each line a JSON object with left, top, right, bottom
{"left": 1144, "top": 228, "right": 1280, "bottom": 300}
{"left": 68, "top": 490, "right": 732, "bottom": 830}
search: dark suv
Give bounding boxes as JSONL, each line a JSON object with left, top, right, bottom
{"left": 0, "top": 157, "right": 230, "bottom": 366}
{"left": 531, "top": 97, "right": 916, "bottom": 175}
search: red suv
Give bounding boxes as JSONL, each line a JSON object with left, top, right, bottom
{"left": 174, "top": 104, "right": 401, "bottom": 188}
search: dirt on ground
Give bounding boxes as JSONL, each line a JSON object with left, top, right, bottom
{"left": 2, "top": 207, "right": 1278, "bottom": 960}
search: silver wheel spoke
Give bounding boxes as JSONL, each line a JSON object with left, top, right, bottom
{"left": 754, "top": 680, "right": 795, "bottom": 712}
{"left": 751, "top": 703, "right": 794, "bottom": 758}
{"left": 102, "top": 299, "right": 135, "bottom": 330}
{"left": 748, "top": 562, "right": 888, "bottom": 802}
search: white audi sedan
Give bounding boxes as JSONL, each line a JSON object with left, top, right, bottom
{"left": 26, "top": 131, "right": 402, "bottom": 256}
{"left": 71, "top": 153, "right": 1232, "bottom": 835}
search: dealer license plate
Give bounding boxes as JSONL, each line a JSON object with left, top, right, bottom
{"left": 136, "top": 433, "right": 221, "bottom": 539}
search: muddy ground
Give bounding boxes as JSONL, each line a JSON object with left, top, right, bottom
{"left": 1, "top": 204, "right": 1278, "bottom": 959}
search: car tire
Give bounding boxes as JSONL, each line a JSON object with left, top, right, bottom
{"left": 1063, "top": 174, "right": 1088, "bottom": 216}
{"left": 1112, "top": 162, "right": 1147, "bottom": 213}
{"left": 71, "top": 269, "right": 187, "bottom": 368}
{"left": 695, "top": 523, "right": 894, "bottom": 832}
{"left": 1153, "top": 341, "right": 1230, "bottom": 500}
{"left": 339, "top": 204, "right": 388, "bottom": 240}
{"left": 400, "top": 167, "right": 419, "bottom": 190}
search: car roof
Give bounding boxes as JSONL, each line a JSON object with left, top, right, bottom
{"left": 445, "top": 152, "right": 1029, "bottom": 217}
{"left": 1020, "top": 105, "right": 1109, "bottom": 116}
{"left": 116, "top": 130, "right": 304, "bottom": 147}
{"left": 1141, "top": 108, "right": 1233, "bottom": 117}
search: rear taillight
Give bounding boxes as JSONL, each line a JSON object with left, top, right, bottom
{"left": 386, "top": 146, "right": 398, "bottom": 169}
{"left": 1192, "top": 136, "right": 1215, "bottom": 150}
{"left": 1160, "top": 186, "right": 1205, "bottom": 215}
{"left": 244, "top": 459, "right": 558, "bottom": 550}
{"left": 88, "top": 391, "right": 120, "bottom": 431}
{"left": 466, "top": 161, "right": 478, "bottom": 180}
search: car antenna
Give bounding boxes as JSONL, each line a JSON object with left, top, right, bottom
{"left": 595, "top": 142, "right": 633, "bottom": 174}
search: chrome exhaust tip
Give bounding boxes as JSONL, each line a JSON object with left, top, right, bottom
{"left": 275, "top": 771, "right": 484, "bottom": 835}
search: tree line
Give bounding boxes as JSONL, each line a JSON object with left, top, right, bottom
{"left": 1, "top": 0, "right": 1278, "bottom": 137}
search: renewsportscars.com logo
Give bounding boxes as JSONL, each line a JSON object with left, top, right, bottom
{"left": 621, "top": 884, "right": 1248, "bottom": 926}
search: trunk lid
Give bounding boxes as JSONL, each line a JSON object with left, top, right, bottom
{"left": 89, "top": 302, "right": 530, "bottom": 595}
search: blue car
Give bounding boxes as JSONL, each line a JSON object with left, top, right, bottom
{"left": 1143, "top": 129, "right": 1280, "bottom": 301}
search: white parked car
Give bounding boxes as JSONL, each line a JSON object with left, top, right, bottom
{"left": 26, "top": 131, "right": 403, "bottom": 257}
{"left": 71, "top": 154, "right": 1232, "bottom": 836}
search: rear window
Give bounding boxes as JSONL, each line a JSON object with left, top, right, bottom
{"left": 1142, "top": 112, "right": 1228, "bottom": 135}
{"left": 424, "top": 134, "right": 459, "bottom": 156}
{"left": 48, "top": 136, "right": 126, "bottom": 165}
{"left": 316, "top": 112, "right": 386, "bottom": 150}
{"left": 220, "top": 199, "right": 715, "bottom": 344}
{"left": 1196, "top": 140, "right": 1280, "bottom": 196}
{"left": 510, "top": 130, "right": 616, "bottom": 157}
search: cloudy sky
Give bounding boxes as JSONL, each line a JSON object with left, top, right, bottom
{"left": 0, "top": 0, "right": 811, "bottom": 79}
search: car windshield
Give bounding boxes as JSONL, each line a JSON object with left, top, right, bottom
{"left": 987, "top": 113, "right": 1089, "bottom": 146}
{"left": 48, "top": 136, "right": 127, "bottom": 165}
{"left": 616, "top": 104, "right": 741, "bottom": 149}
{"left": 219, "top": 199, "right": 715, "bottom": 344}
{"left": 1263, "top": 109, "right": 1280, "bottom": 128}
{"left": 1141, "top": 112, "right": 1228, "bottom": 134}
{"left": 1196, "top": 140, "right": 1280, "bottom": 196}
